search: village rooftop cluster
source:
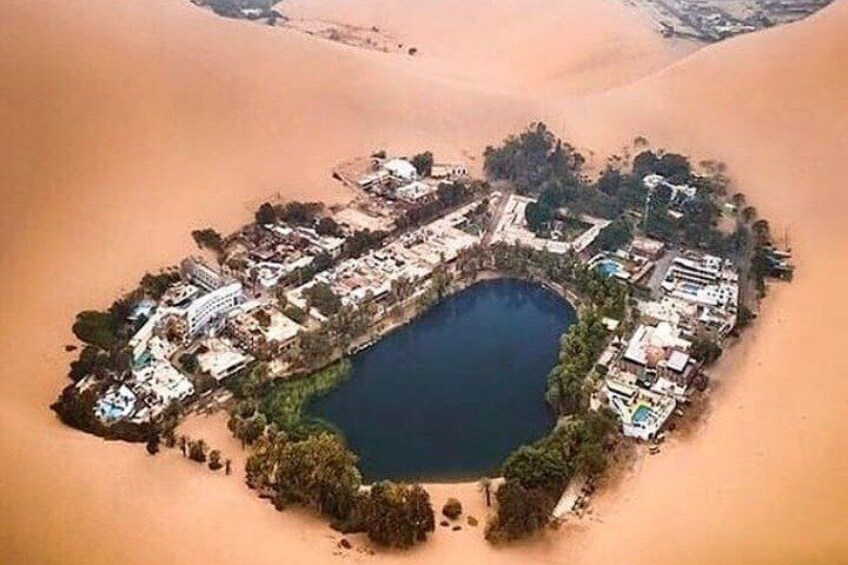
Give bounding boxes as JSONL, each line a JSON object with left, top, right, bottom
{"left": 492, "top": 173, "right": 749, "bottom": 440}
{"left": 79, "top": 153, "right": 484, "bottom": 427}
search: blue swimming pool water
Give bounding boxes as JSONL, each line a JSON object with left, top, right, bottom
{"left": 633, "top": 405, "right": 652, "bottom": 424}
{"left": 595, "top": 259, "right": 623, "bottom": 278}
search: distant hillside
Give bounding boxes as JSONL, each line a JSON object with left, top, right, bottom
{"left": 622, "top": 0, "right": 836, "bottom": 42}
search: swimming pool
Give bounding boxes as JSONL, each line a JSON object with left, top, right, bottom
{"left": 632, "top": 404, "right": 652, "bottom": 424}
{"left": 595, "top": 259, "right": 625, "bottom": 279}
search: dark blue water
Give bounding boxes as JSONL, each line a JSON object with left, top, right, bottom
{"left": 309, "top": 278, "right": 576, "bottom": 481}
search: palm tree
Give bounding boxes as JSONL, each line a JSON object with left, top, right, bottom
{"left": 741, "top": 205, "right": 757, "bottom": 223}
{"left": 478, "top": 477, "right": 492, "bottom": 507}
{"left": 731, "top": 192, "right": 746, "bottom": 208}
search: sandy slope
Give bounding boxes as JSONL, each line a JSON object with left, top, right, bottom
{"left": 283, "top": 0, "right": 693, "bottom": 94}
{"left": 0, "top": 0, "right": 846, "bottom": 562}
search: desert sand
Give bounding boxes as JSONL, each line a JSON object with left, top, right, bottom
{"left": 0, "top": 0, "right": 846, "bottom": 563}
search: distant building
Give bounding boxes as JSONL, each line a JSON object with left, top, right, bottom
{"left": 604, "top": 379, "right": 676, "bottom": 441}
{"left": 181, "top": 258, "right": 224, "bottom": 291}
{"left": 629, "top": 236, "right": 666, "bottom": 259}
{"left": 619, "top": 322, "right": 698, "bottom": 391}
{"left": 131, "top": 360, "right": 194, "bottom": 418}
{"left": 184, "top": 282, "right": 244, "bottom": 336}
{"left": 196, "top": 339, "right": 251, "bottom": 381}
{"left": 395, "top": 181, "right": 436, "bottom": 203}
{"left": 383, "top": 158, "right": 418, "bottom": 181}
{"left": 660, "top": 253, "right": 739, "bottom": 336}
{"left": 94, "top": 385, "right": 137, "bottom": 423}
{"left": 644, "top": 173, "right": 697, "bottom": 203}
{"left": 357, "top": 169, "right": 391, "bottom": 191}
{"left": 161, "top": 282, "right": 200, "bottom": 307}
{"left": 430, "top": 163, "right": 469, "bottom": 179}
{"left": 227, "top": 305, "right": 303, "bottom": 356}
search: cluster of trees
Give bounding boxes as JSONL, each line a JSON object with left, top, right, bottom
{"left": 632, "top": 150, "right": 692, "bottom": 183}
{"left": 293, "top": 298, "right": 378, "bottom": 369}
{"left": 247, "top": 429, "right": 435, "bottom": 547}
{"left": 592, "top": 219, "right": 633, "bottom": 252}
{"left": 690, "top": 334, "right": 723, "bottom": 366}
{"left": 484, "top": 124, "right": 735, "bottom": 255}
{"left": 229, "top": 365, "right": 435, "bottom": 548}
{"left": 476, "top": 242, "right": 627, "bottom": 319}
{"left": 72, "top": 306, "right": 130, "bottom": 350}
{"left": 487, "top": 411, "right": 617, "bottom": 542}
{"left": 344, "top": 228, "right": 388, "bottom": 259}
{"left": 544, "top": 309, "right": 610, "bottom": 414}
{"left": 487, "top": 310, "right": 618, "bottom": 543}
{"left": 259, "top": 361, "right": 350, "bottom": 440}
{"left": 254, "top": 200, "right": 325, "bottom": 228}
{"left": 191, "top": 228, "right": 224, "bottom": 256}
{"left": 410, "top": 151, "right": 434, "bottom": 177}
{"left": 395, "top": 180, "right": 484, "bottom": 231}
{"left": 139, "top": 270, "right": 181, "bottom": 300}
{"left": 303, "top": 282, "right": 343, "bottom": 317}
{"left": 483, "top": 122, "right": 585, "bottom": 193}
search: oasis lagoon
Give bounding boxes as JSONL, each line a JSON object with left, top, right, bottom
{"left": 308, "top": 278, "right": 577, "bottom": 481}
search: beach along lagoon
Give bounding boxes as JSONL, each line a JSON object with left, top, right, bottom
{"left": 308, "top": 279, "right": 576, "bottom": 481}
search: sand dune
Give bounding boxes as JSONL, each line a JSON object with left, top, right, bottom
{"left": 0, "top": 0, "right": 846, "bottom": 562}
{"left": 283, "top": 0, "right": 692, "bottom": 94}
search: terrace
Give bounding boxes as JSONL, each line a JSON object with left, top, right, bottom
{"left": 491, "top": 194, "right": 609, "bottom": 254}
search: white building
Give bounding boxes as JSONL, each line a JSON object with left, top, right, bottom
{"left": 196, "top": 339, "right": 252, "bottom": 381}
{"left": 430, "top": 163, "right": 469, "bottom": 179}
{"left": 131, "top": 361, "right": 195, "bottom": 418}
{"left": 491, "top": 194, "right": 609, "bottom": 254}
{"left": 94, "top": 385, "right": 138, "bottom": 423}
{"left": 395, "top": 181, "right": 436, "bottom": 202}
{"left": 619, "top": 322, "right": 697, "bottom": 393}
{"left": 660, "top": 253, "right": 739, "bottom": 336}
{"left": 184, "top": 282, "right": 244, "bottom": 335}
{"left": 181, "top": 258, "right": 224, "bottom": 291}
{"left": 604, "top": 379, "right": 676, "bottom": 440}
{"left": 383, "top": 158, "right": 418, "bottom": 181}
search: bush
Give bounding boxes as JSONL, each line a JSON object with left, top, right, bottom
{"left": 191, "top": 228, "right": 223, "bottom": 253}
{"left": 72, "top": 310, "right": 121, "bottom": 350}
{"left": 208, "top": 449, "right": 223, "bottom": 471}
{"left": 361, "top": 482, "right": 435, "bottom": 548}
{"left": 485, "top": 480, "right": 551, "bottom": 543}
{"left": 442, "top": 497, "right": 462, "bottom": 520}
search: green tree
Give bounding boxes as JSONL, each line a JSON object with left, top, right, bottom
{"left": 316, "top": 216, "right": 341, "bottom": 236}
{"left": 191, "top": 228, "right": 224, "bottom": 253}
{"left": 485, "top": 480, "right": 551, "bottom": 543}
{"left": 478, "top": 477, "right": 493, "bottom": 507}
{"left": 361, "top": 481, "right": 435, "bottom": 548}
{"left": 593, "top": 219, "right": 632, "bottom": 251}
{"left": 274, "top": 433, "right": 362, "bottom": 520}
{"left": 411, "top": 151, "right": 434, "bottom": 177}
{"left": 208, "top": 449, "right": 223, "bottom": 471}
{"left": 255, "top": 202, "right": 277, "bottom": 225}
{"left": 188, "top": 439, "right": 208, "bottom": 463}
